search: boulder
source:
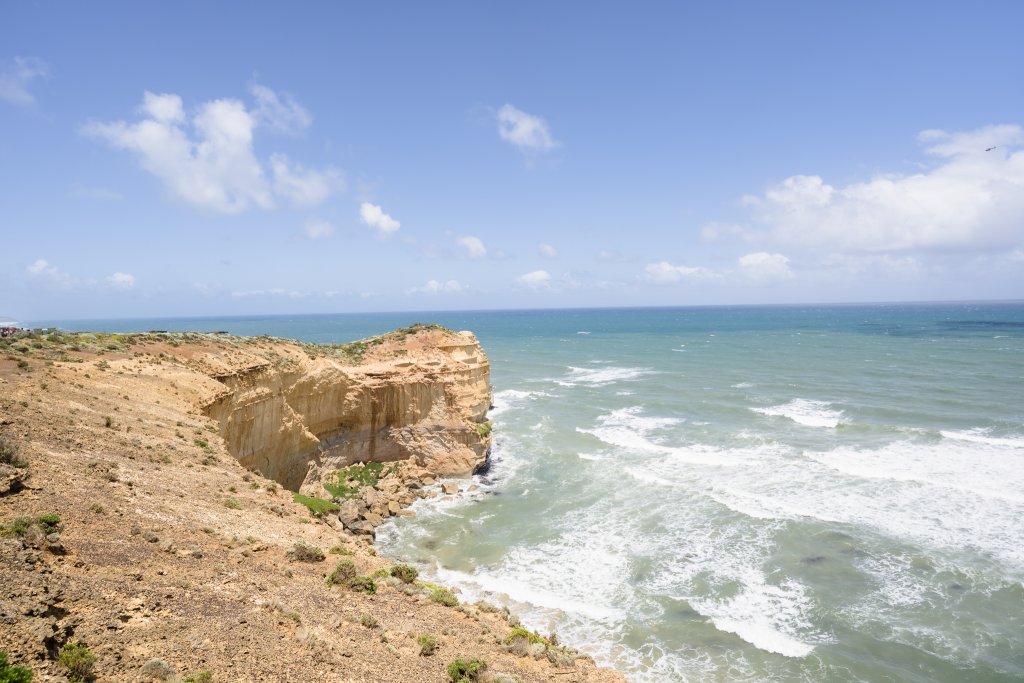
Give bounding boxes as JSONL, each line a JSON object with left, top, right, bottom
{"left": 387, "top": 500, "right": 402, "bottom": 515}
{"left": 442, "top": 482, "right": 459, "bottom": 495}
{"left": 362, "top": 512, "right": 384, "bottom": 527}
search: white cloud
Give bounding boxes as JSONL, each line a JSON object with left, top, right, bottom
{"left": 516, "top": 270, "right": 552, "bottom": 288}
{"left": 26, "top": 259, "right": 51, "bottom": 275}
{"left": 304, "top": 218, "right": 335, "bottom": 240}
{"left": 742, "top": 124, "right": 1024, "bottom": 252}
{"left": 249, "top": 83, "right": 312, "bottom": 135}
{"left": 736, "top": 252, "right": 793, "bottom": 281}
{"left": 644, "top": 261, "right": 718, "bottom": 284}
{"left": 0, "top": 56, "right": 48, "bottom": 106}
{"left": 408, "top": 279, "right": 463, "bottom": 294}
{"left": 271, "top": 154, "right": 344, "bottom": 208}
{"left": 496, "top": 104, "right": 558, "bottom": 152}
{"left": 107, "top": 272, "right": 136, "bottom": 288}
{"left": 230, "top": 289, "right": 307, "bottom": 298}
{"left": 456, "top": 235, "right": 487, "bottom": 259}
{"left": 359, "top": 202, "right": 400, "bottom": 236}
{"left": 538, "top": 243, "right": 558, "bottom": 258}
{"left": 84, "top": 89, "right": 340, "bottom": 213}
{"left": 25, "top": 259, "right": 79, "bottom": 288}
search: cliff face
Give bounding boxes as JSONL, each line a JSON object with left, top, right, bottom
{"left": 199, "top": 327, "right": 492, "bottom": 491}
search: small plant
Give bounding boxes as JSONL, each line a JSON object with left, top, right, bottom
{"left": 194, "top": 438, "right": 209, "bottom": 449}
{"left": 329, "top": 544, "right": 354, "bottom": 555}
{"left": 504, "top": 626, "right": 548, "bottom": 646}
{"left": 16, "top": 360, "right": 28, "bottom": 369}
{"left": 417, "top": 634, "right": 439, "bottom": 656}
{"left": 325, "top": 559, "right": 357, "bottom": 586}
{"left": 446, "top": 659, "right": 486, "bottom": 683}
{"left": 287, "top": 541, "right": 325, "bottom": 562}
{"left": 0, "top": 438, "right": 27, "bottom": 468}
{"left": 223, "top": 498, "right": 242, "bottom": 510}
{"left": 139, "top": 658, "right": 176, "bottom": 681}
{"left": 58, "top": 642, "right": 97, "bottom": 682}
{"left": 0, "top": 516, "right": 32, "bottom": 537}
{"left": 0, "top": 650, "right": 33, "bottom": 683}
{"left": 390, "top": 564, "right": 418, "bottom": 584}
{"left": 427, "top": 584, "right": 459, "bottom": 607}
{"left": 182, "top": 672, "right": 213, "bottom": 683}
{"left": 475, "top": 421, "right": 492, "bottom": 438}
{"left": 104, "top": 416, "right": 114, "bottom": 428}
{"left": 359, "top": 613, "right": 380, "bottom": 629}
{"left": 322, "top": 462, "right": 386, "bottom": 499}
{"left": 291, "top": 492, "right": 340, "bottom": 518}
{"left": 348, "top": 576, "right": 377, "bottom": 594}
{"left": 36, "top": 514, "right": 60, "bottom": 534}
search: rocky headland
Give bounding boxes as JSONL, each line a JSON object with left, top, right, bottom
{"left": 0, "top": 325, "right": 626, "bottom": 683}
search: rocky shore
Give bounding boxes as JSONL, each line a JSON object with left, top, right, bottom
{"left": 0, "top": 326, "right": 627, "bottom": 683}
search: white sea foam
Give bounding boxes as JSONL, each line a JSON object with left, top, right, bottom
{"left": 752, "top": 399, "right": 844, "bottom": 428}
{"left": 731, "top": 381, "right": 754, "bottom": 388}
{"left": 489, "top": 388, "right": 551, "bottom": 417}
{"left": 556, "top": 366, "right": 653, "bottom": 386}
{"left": 940, "top": 428, "right": 1024, "bottom": 448}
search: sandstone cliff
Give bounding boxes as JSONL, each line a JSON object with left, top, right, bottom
{"left": 0, "top": 327, "right": 627, "bottom": 683}
{"left": 196, "top": 325, "right": 493, "bottom": 491}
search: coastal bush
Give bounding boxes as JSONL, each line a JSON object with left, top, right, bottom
{"left": 389, "top": 564, "right": 418, "bottom": 584}
{"left": 58, "top": 642, "right": 97, "bottom": 682}
{"left": 0, "top": 438, "right": 26, "bottom": 468}
{"left": 503, "top": 627, "right": 547, "bottom": 647}
{"left": 287, "top": 541, "right": 325, "bottom": 562}
{"left": 446, "top": 659, "right": 486, "bottom": 682}
{"left": 0, "top": 651, "right": 33, "bottom": 683}
{"left": 475, "top": 421, "right": 492, "bottom": 438}
{"left": 325, "top": 559, "right": 357, "bottom": 586}
{"left": 359, "top": 613, "right": 380, "bottom": 629}
{"left": 417, "top": 634, "right": 438, "bottom": 656}
{"left": 223, "top": 497, "right": 242, "bottom": 510}
{"left": 322, "top": 462, "right": 386, "bottom": 499}
{"left": 182, "top": 672, "right": 212, "bottom": 683}
{"left": 139, "top": 658, "right": 176, "bottom": 681}
{"left": 425, "top": 583, "right": 459, "bottom": 607}
{"left": 348, "top": 576, "right": 377, "bottom": 594}
{"left": 291, "top": 492, "right": 340, "bottom": 518}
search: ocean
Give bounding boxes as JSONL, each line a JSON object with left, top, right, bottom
{"left": 36, "top": 302, "right": 1024, "bottom": 682}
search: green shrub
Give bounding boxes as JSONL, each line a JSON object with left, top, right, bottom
{"left": 322, "top": 462, "right": 386, "bottom": 499}
{"left": 475, "top": 421, "right": 492, "bottom": 438}
{"left": 182, "top": 672, "right": 212, "bottom": 683}
{"left": 0, "top": 438, "right": 26, "bottom": 468}
{"left": 291, "top": 492, "right": 340, "bottom": 518}
{"left": 287, "top": 541, "right": 325, "bottom": 562}
{"left": 0, "top": 516, "right": 32, "bottom": 537}
{"left": 359, "top": 613, "right": 380, "bottom": 629}
{"left": 0, "top": 650, "right": 33, "bottom": 682}
{"left": 503, "top": 627, "right": 547, "bottom": 646}
{"left": 223, "top": 498, "right": 242, "bottom": 510}
{"left": 58, "top": 642, "right": 97, "bottom": 682}
{"left": 446, "top": 659, "right": 486, "bottom": 682}
{"left": 427, "top": 584, "right": 459, "bottom": 607}
{"left": 390, "top": 564, "right": 418, "bottom": 584}
{"left": 417, "top": 634, "right": 438, "bottom": 656}
{"left": 347, "top": 576, "right": 377, "bottom": 594}
{"left": 326, "top": 559, "right": 357, "bottom": 586}
{"left": 36, "top": 514, "right": 60, "bottom": 533}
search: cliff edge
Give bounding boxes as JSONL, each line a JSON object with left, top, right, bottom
{"left": 0, "top": 326, "right": 626, "bottom": 683}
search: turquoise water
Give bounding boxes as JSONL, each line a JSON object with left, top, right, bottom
{"left": 39, "top": 303, "right": 1024, "bottom": 682}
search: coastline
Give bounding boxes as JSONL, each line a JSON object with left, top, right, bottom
{"left": 0, "top": 327, "right": 627, "bottom": 682}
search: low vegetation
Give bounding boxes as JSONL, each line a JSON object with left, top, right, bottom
{"left": 291, "top": 492, "right": 340, "bottom": 517}
{"left": 417, "top": 634, "right": 438, "bottom": 656}
{"left": 389, "top": 563, "right": 418, "bottom": 584}
{"left": 347, "top": 576, "right": 377, "bottom": 594}
{"left": 325, "top": 559, "right": 357, "bottom": 586}
{"left": 286, "top": 541, "right": 325, "bottom": 562}
{"left": 0, "top": 438, "right": 27, "bottom": 468}
{"left": 424, "top": 582, "right": 459, "bottom": 607}
{"left": 58, "top": 642, "right": 96, "bottom": 682}
{"left": 0, "top": 651, "right": 33, "bottom": 683}
{"left": 322, "top": 461, "right": 399, "bottom": 499}
{"left": 447, "top": 659, "right": 487, "bottom": 683}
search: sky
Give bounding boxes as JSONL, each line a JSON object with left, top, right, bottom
{"left": 1, "top": 1, "right": 1023, "bottom": 321}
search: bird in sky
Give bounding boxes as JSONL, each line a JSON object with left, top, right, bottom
{"left": 986, "top": 146, "right": 998, "bottom": 151}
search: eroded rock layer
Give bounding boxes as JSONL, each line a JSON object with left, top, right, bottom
{"left": 198, "top": 326, "right": 492, "bottom": 491}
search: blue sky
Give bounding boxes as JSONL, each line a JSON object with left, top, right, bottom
{"left": 2, "top": 1, "right": 1022, "bottom": 321}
